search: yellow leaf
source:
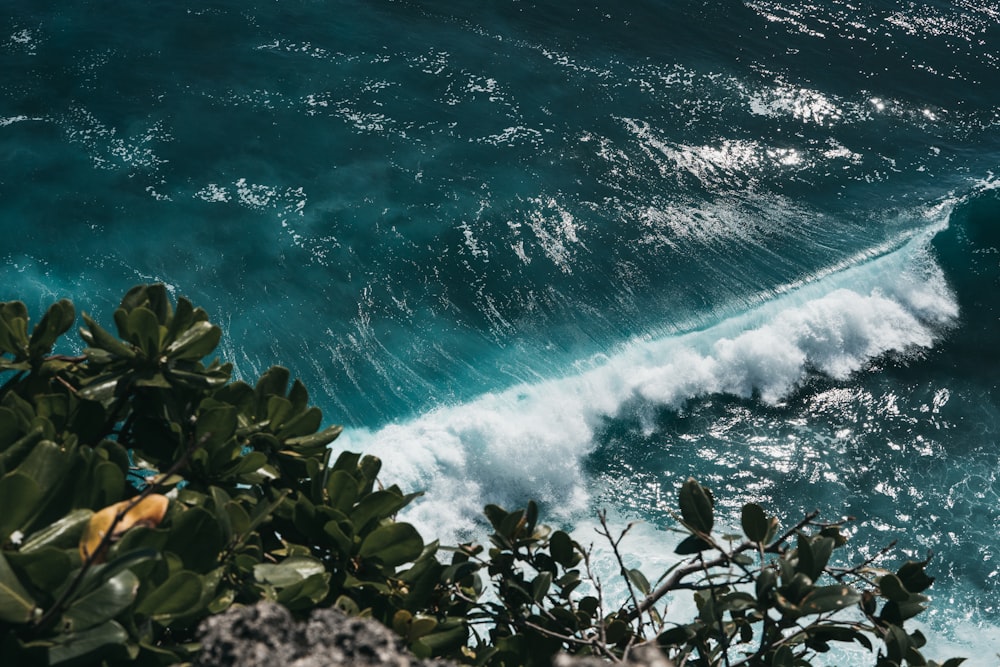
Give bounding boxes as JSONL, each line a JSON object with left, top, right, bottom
{"left": 79, "top": 494, "right": 169, "bottom": 563}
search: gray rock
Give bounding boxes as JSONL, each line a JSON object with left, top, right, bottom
{"left": 194, "top": 601, "right": 674, "bottom": 667}
{"left": 552, "top": 643, "right": 674, "bottom": 667}
{"left": 194, "top": 601, "right": 456, "bottom": 667}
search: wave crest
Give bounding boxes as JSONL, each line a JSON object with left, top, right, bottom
{"left": 341, "top": 213, "right": 958, "bottom": 540}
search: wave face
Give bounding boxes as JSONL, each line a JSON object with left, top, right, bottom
{"left": 4, "top": 0, "right": 1000, "bottom": 662}
{"left": 343, "top": 209, "right": 959, "bottom": 530}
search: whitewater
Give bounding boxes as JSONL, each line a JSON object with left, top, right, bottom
{"left": 342, "top": 207, "right": 959, "bottom": 536}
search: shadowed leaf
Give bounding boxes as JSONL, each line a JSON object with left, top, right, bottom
{"left": 679, "top": 478, "right": 714, "bottom": 534}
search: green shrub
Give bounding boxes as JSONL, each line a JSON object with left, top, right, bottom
{"left": 0, "top": 285, "right": 471, "bottom": 665}
{"left": 0, "top": 285, "right": 962, "bottom": 666}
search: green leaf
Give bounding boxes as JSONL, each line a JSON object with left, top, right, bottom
{"left": 605, "top": 619, "right": 630, "bottom": 644}
{"left": 810, "top": 536, "right": 835, "bottom": 579}
{"left": 266, "top": 396, "right": 294, "bottom": 432}
{"left": 884, "top": 623, "right": 911, "bottom": 663}
{"left": 80, "top": 313, "right": 136, "bottom": 359}
{"left": 0, "top": 472, "right": 42, "bottom": 543}
{"left": 254, "top": 366, "right": 290, "bottom": 414}
{"left": 47, "top": 619, "right": 129, "bottom": 665}
{"left": 484, "top": 504, "right": 509, "bottom": 532}
{"left": 359, "top": 523, "right": 423, "bottom": 567}
{"left": 326, "top": 470, "right": 359, "bottom": 513}
{"left": 440, "top": 561, "right": 477, "bottom": 587}
{"left": 164, "top": 296, "right": 195, "bottom": 345}
{"left": 409, "top": 615, "right": 439, "bottom": 641}
{"left": 223, "top": 500, "right": 251, "bottom": 537}
{"left": 657, "top": 623, "right": 698, "bottom": 646}
{"left": 168, "top": 365, "right": 231, "bottom": 390}
{"left": 34, "top": 394, "right": 69, "bottom": 429}
{"left": 72, "top": 459, "right": 125, "bottom": 511}
{"left": 719, "top": 592, "right": 757, "bottom": 612}
{"left": 333, "top": 595, "right": 359, "bottom": 616}
{"left": 799, "top": 584, "right": 861, "bottom": 615}
{"left": 142, "top": 284, "right": 171, "bottom": 323}
{"left": 0, "top": 407, "right": 20, "bottom": 451}
{"left": 323, "top": 520, "right": 353, "bottom": 556}
{"left": 126, "top": 307, "right": 161, "bottom": 358}
{"left": 276, "top": 572, "right": 330, "bottom": 610}
{"left": 897, "top": 558, "right": 935, "bottom": 594}
{"left": 0, "top": 551, "right": 35, "bottom": 623}
{"left": 756, "top": 567, "right": 777, "bottom": 600}
{"left": 499, "top": 509, "right": 526, "bottom": 540}
{"left": 350, "top": 490, "right": 418, "bottom": 532}
{"left": 741, "top": 503, "right": 768, "bottom": 542}
{"left": 882, "top": 597, "right": 930, "bottom": 624}
{"left": 626, "top": 568, "right": 651, "bottom": 596}
{"left": 807, "top": 625, "right": 874, "bottom": 650}
{"left": 77, "top": 372, "right": 127, "bottom": 404}
{"left": 358, "top": 454, "right": 381, "bottom": 494}
{"left": 285, "top": 425, "right": 344, "bottom": 456}
{"left": 288, "top": 379, "right": 309, "bottom": 414}
{"left": 136, "top": 570, "right": 204, "bottom": 621}
{"left": 277, "top": 406, "right": 322, "bottom": 439}
{"left": 0, "top": 358, "right": 29, "bottom": 373}
{"left": 254, "top": 556, "right": 326, "bottom": 587}
{"left": 797, "top": 534, "right": 834, "bottom": 581}
{"left": 0, "top": 305, "right": 26, "bottom": 355}
{"left": 164, "top": 320, "right": 221, "bottom": 361}
{"left": 413, "top": 624, "right": 468, "bottom": 658}
{"left": 70, "top": 549, "right": 161, "bottom": 601}
{"left": 679, "top": 478, "right": 714, "bottom": 534}
{"left": 674, "top": 534, "right": 713, "bottom": 555}
{"left": 880, "top": 574, "right": 911, "bottom": 602}
{"left": 549, "top": 530, "right": 575, "bottom": 567}
{"left": 118, "top": 284, "right": 151, "bottom": 314}
{"left": 532, "top": 571, "right": 553, "bottom": 602}
{"left": 28, "top": 299, "right": 75, "bottom": 358}
{"left": 62, "top": 569, "right": 139, "bottom": 632}
{"left": 165, "top": 506, "right": 224, "bottom": 572}
{"left": 229, "top": 451, "right": 268, "bottom": 478}
{"left": 197, "top": 402, "right": 238, "bottom": 448}
{"left": 330, "top": 450, "right": 361, "bottom": 475}
{"left": 15, "top": 438, "right": 69, "bottom": 497}
{"left": 772, "top": 645, "right": 794, "bottom": 667}
{"left": 5, "top": 547, "right": 72, "bottom": 593}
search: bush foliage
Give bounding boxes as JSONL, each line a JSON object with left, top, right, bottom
{"left": 0, "top": 285, "right": 962, "bottom": 666}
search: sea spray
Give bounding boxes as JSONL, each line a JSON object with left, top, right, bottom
{"left": 341, "top": 213, "right": 957, "bottom": 542}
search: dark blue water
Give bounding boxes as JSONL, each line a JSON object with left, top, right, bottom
{"left": 3, "top": 1, "right": 1000, "bottom": 660}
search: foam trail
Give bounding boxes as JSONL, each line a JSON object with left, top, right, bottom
{"left": 340, "top": 213, "right": 958, "bottom": 541}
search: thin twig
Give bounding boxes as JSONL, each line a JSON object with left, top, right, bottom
{"left": 699, "top": 551, "right": 732, "bottom": 667}
{"left": 596, "top": 511, "right": 645, "bottom": 633}
{"left": 827, "top": 540, "right": 898, "bottom": 584}
{"left": 521, "top": 620, "right": 619, "bottom": 661}
{"left": 628, "top": 510, "right": 820, "bottom": 622}
{"left": 46, "top": 354, "right": 88, "bottom": 364}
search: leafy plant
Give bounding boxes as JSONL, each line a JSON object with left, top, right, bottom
{"left": 0, "top": 285, "right": 469, "bottom": 665}
{"left": 454, "top": 479, "right": 963, "bottom": 667}
{"left": 0, "top": 285, "right": 963, "bottom": 666}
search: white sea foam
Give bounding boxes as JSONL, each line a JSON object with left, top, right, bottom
{"left": 340, "top": 214, "right": 958, "bottom": 541}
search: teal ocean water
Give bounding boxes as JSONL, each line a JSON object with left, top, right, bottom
{"left": 4, "top": 1, "right": 1000, "bottom": 661}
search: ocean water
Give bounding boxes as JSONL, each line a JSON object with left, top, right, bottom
{"left": 3, "top": 0, "right": 1000, "bottom": 661}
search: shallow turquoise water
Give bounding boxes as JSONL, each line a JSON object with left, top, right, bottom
{"left": 4, "top": 1, "right": 1000, "bottom": 661}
